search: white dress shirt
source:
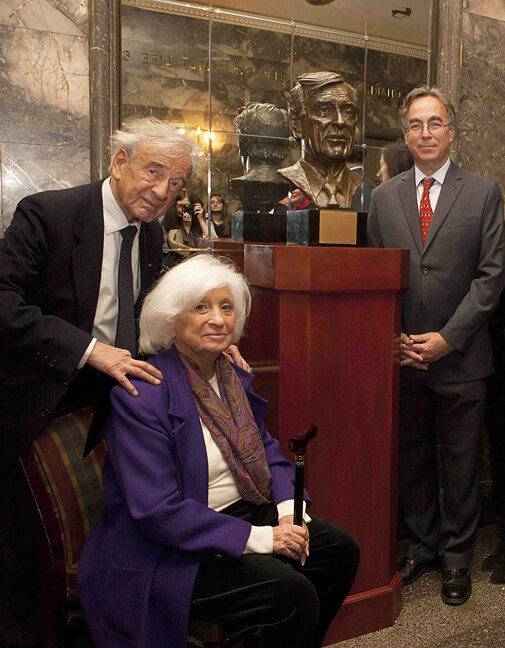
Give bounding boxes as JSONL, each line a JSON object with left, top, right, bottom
{"left": 78, "top": 178, "right": 141, "bottom": 368}
{"left": 415, "top": 157, "right": 451, "bottom": 213}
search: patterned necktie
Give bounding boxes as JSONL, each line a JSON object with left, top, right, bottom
{"left": 115, "top": 225, "right": 138, "bottom": 355}
{"left": 420, "top": 177, "right": 436, "bottom": 245}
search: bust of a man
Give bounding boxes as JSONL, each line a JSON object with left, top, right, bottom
{"left": 230, "top": 102, "right": 290, "bottom": 212}
{"left": 278, "top": 71, "right": 363, "bottom": 209}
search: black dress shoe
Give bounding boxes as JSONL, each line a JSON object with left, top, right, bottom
{"left": 441, "top": 568, "right": 471, "bottom": 605}
{"left": 482, "top": 549, "right": 505, "bottom": 571}
{"left": 397, "top": 556, "right": 438, "bottom": 585}
{"left": 490, "top": 563, "right": 505, "bottom": 584}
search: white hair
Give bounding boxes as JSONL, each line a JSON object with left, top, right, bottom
{"left": 109, "top": 117, "right": 200, "bottom": 176}
{"left": 139, "top": 254, "right": 251, "bottom": 355}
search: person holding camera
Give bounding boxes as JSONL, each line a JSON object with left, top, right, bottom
{"left": 167, "top": 190, "right": 216, "bottom": 257}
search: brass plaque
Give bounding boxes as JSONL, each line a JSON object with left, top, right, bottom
{"left": 319, "top": 210, "right": 358, "bottom": 245}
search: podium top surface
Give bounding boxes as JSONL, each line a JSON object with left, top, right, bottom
{"left": 244, "top": 244, "right": 409, "bottom": 292}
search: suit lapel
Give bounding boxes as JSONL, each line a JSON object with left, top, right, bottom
{"left": 423, "top": 162, "right": 463, "bottom": 253}
{"left": 397, "top": 168, "right": 423, "bottom": 255}
{"left": 156, "top": 348, "right": 209, "bottom": 501}
{"left": 71, "top": 181, "right": 105, "bottom": 333}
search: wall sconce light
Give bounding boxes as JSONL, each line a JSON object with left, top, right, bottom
{"left": 304, "top": 0, "right": 336, "bottom": 5}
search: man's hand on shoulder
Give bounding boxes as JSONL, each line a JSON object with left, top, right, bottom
{"left": 408, "top": 332, "right": 454, "bottom": 364}
{"left": 87, "top": 340, "right": 163, "bottom": 396}
{"left": 222, "top": 344, "right": 251, "bottom": 373}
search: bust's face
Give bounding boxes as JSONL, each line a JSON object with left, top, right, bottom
{"left": 301, "top": 83, "right": 357, "bottom": 162}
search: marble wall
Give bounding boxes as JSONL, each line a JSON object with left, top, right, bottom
{"left": 0, "top": 0, "right": 90, "bottom": 234}
{"left": 459, "top": 0, "right": 505, "bottom": 190}
{"left": 459, "top": 0, "right": 505, "bottom": 514}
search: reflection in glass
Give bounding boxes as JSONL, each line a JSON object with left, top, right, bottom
{"left": 121, "top": 0, "right": 433, "bottom": 214}
{"left": 230, "top": 104, "right": 291, "bottom": 213}
{"left": 210, "top": 21, "right": 292, "bottom": 133}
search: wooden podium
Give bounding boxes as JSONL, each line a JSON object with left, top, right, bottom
{"left": 241, "top": 244, "right": 409, "bottom": 643}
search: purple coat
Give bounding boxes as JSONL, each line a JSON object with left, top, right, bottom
{"left": 77, "top": 346, "right": 300, "bottom": 648}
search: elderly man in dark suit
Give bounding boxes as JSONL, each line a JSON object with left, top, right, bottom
{"left": 0, "top": 118, "right": 197, "bottom": 646}
{"left": 368, "top": 86, "right": 505, "bottom": 606}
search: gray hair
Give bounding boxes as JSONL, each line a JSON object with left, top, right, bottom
{"left": 109, "top": 117, "right": 200, "bottom": 176}
{"left": 399, "top": 85, "right": 457, "bottom": 130}
{"left": 139, "top": 254, "right": 251, "bottom": 355}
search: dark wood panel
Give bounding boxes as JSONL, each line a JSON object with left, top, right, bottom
{"left": 245, "top": 244, "right": 410, "bottom": 292}
{"left": 243, "top": 244, "right": 408, "bottom": 644}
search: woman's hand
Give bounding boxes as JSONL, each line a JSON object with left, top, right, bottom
{"left": 193, "top": 203, "right": 209, "bottom": 236}
{"left": 273, "top": 518, "right": 309, "bottom": 564}
{"left": 278, "top": 515, "right": 309, "bottom": 565}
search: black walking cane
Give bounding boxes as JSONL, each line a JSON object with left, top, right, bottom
{"left": 288, "top": 424, "right": 317, "bottom": 526}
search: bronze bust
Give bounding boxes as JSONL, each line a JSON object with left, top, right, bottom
{"left": 230, "top": 102, "right": 290, "bottom": 213}
{"left": 278, "top": 71, "right": 362, "bottom": 209}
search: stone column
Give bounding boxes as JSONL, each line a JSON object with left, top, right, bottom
{"left": 89, "top": 0, "right": 121, "bottom": 181}
{"left": 435, "top": 0, "right": 463, "bottom": 162}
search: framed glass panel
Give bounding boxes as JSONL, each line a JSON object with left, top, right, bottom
{"left": 120, "top": 0, "right": 434, "bottom": 211}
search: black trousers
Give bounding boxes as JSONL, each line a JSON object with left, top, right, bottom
{"left": 0, "top": 466, "right": 42, "bottom": 647}
{"left": 486, "top": 366, "right": 505, "bottom": 521}
{"left": 487, "top": 299, "right": 505, "bottom": 523}
{"left": 190, "top": 501, "right": 360, "bottom": 648}
{"left": 399, "top": 368, "right": 485, "bottom": 569}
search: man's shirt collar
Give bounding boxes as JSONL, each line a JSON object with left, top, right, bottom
{"left": 102, "top": 177, "right": 140, "bottom": 235}
{"left": 415, "top": 157, "right": 451, "bottom": 188}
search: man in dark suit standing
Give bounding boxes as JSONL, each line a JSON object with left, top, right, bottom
{"left": 0, "top": 118, "right": 197, "bottom": 646}
{"left": 368, "top": 86, "right": 505, "bottom": 606}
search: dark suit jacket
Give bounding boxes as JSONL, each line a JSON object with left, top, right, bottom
{"left": 78, "top": 347, "right": 301, "bottom": 648}
{"left": 367, "top": 162, "right": 505, "bottom": 383}
{"left": 0, "top": 180, "right": 163, "bottom": 473}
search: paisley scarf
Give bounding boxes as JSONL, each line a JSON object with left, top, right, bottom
{"left": 179, "top": 352, "right": 272, "bottom": 505}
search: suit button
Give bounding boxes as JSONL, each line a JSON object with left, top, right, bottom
{"left": 422, "top": 268, "right": 429, "bottom": 276}
{"left": 49, "top": 360, "right": 56, "bottom": 367}
{"left": 41, "top": 408, "right": 50, "bottom": 418}
{"left": 63, "top": 379, "right": 70, "bottom": 387}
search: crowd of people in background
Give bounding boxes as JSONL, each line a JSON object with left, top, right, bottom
{"left": 159, "top": 138, "right": 415, "bottom": 261}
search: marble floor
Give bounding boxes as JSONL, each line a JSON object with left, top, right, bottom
{"left": 334, "top": 525, "right": 505, "bottom": 648}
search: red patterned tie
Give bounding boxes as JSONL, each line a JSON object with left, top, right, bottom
{"left": 420, "top": 177, "right": 436, "bottom": 245}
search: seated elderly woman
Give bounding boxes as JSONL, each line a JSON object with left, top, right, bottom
{"left": 78, "top": 254, "right": 359, "bottom": 648}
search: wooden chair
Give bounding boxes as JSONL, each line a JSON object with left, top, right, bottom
{"left": 19, "top": 406, "right": 235, "bottom": 648}
{"left": 19, "top": 407, "right": 105, "bottom": 648}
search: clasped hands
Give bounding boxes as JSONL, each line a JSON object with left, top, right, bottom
{"left": 87, "top": 341, "right": 250, "bottom": 396}
{"left": 273, "top": 515, "right": 309, "bottom": 566}
{"left": 400, "top": 331, "right": 454, "bottom": 370}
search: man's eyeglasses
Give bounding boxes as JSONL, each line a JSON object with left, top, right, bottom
{"left": 406, "top": 120, "right": 452, "bottom": 134}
